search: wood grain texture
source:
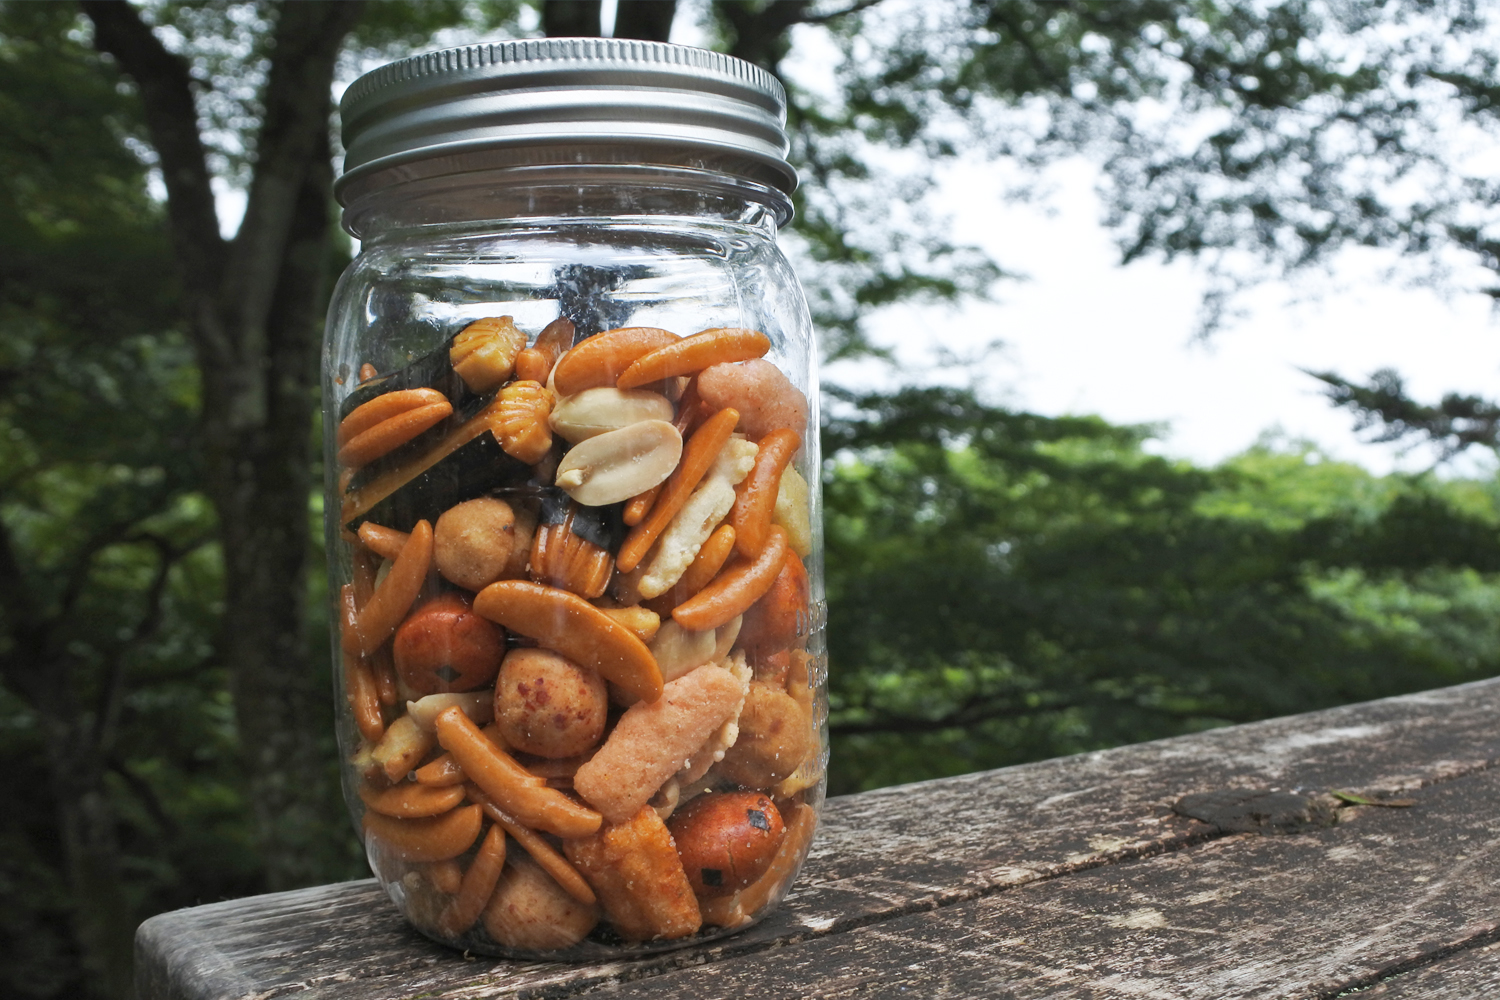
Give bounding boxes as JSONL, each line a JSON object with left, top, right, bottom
{"left": 1353, "top": 939, "right": 1500, "bottom": 997}
{"left": 137, "top": 678, "right": 1500, "bottom": 999}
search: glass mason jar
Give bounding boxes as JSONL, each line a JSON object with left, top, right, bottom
{"left": 322, "top": 39, "right": 826, "bottom": 958}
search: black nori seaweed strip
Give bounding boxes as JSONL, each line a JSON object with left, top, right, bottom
{"left": 535, "top": 489, "right": 625, "bottom": 552}
{"left": 349, "top": 431, "right": 532, "bottom": 533}
{"left": 339, "top": 330, "right": 495, "bottom": 421}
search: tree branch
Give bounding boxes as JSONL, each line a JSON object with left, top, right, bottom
{"left": 224, "top": 0, "right": 364, "bottom": 370}
{"left": 79, "top": 0, "right": 225, "bottom": 299}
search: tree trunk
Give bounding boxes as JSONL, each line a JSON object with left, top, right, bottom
{"left": 542, "top": 0, "right": 601, "bottom": 38}
{"left": 613, "top": 1, "right": 676, "bottom": 41}
{"left": 82, "top": 0, "right": 364, "bottom": 891}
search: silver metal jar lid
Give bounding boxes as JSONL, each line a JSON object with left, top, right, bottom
{"left": 336, "top": 38, "right": 796, "bottom": 206}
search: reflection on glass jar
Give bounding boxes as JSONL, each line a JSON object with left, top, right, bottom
{"left": 323, "top": 37, "right": 825, "bottom": 959}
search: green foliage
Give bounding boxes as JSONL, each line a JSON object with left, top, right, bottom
{"left": 823, "top": 390, "right": 1500, "bottom": 794}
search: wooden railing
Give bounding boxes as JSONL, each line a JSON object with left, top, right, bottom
{"left": 137, "top": 677, "right": 1500, "bottom": 998}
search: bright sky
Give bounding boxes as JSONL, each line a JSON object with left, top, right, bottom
{"left": 826, "top": 156, "right": 1500, "bottom": 477}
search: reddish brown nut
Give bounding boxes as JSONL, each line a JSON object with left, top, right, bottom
{"left": 668, "top": 792, "right": 785, "bottom": 898}
{"left": 434, "top": 497, "right": 517, "bottom": 591}
{"left": 493, "top": 648, "right": 608, "bottom": 759}
{"left": 393, "top": 593, "right": 506, "bottom": 695}
{"left": 736, "top": 550, "right": 809, "bottom": 652}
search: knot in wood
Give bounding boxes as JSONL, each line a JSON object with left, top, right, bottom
{"left": 1173, "top": 789, "right": 1338, "bottom": 835}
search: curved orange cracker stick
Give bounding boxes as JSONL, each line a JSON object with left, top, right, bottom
{"left": 473, "top": 581, "right": 663, "bottom": 703}
{"left": 730, "top": 428, "right": 801, "bottom": 558}
{"left": 362, "top": 803, "right": 483, "bottom": 863}
{"left": 673, "top": 527, "right": 789, "bottom": 632}
{"left": 358, "top": 780, "right": 466, "bottom": 819}
{"left": 552, "top": 327, "right": 680, "bottom": 396}
{"left": 616, "top": 407, "right": 738, "bottom": 573}
{"left": 468, "top": 784, "right": 597, "bottom": 906}
{"left": 351, "top": 519, "right": 432, "bottom": 657}
{"left": 615, "top": 327, "right": 770, "bottom": 390}
{"left": 434, "top": 706, "right": 602, "bottom": 839}
{"left": 339, "top": 586, "right": 385, "bottom": 742}
{"left": 338, "top": 388, "right": 447, "bottom": 446}
{"left": 339, "top": 400, "right": 453, "bottom": 469}
{"left": 436, "top": 824, "right": 507, "bottom": 936}
{"left": 623, "top": 482, "right": 663, "bottom": 527}
{"left": 357, "top": 521, "right": 409, "bottom": 561}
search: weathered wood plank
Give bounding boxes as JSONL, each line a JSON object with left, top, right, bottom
{"left": 547, "top": 765, "right": 1500, "bottom": 999}
{"left": 136, "top": 678, "right": 1500, "bottom": 1000}
{"left": 1354, "top": 939, "right": 1500, "bottom": 997}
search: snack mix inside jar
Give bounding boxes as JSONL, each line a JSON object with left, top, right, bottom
{"left": 323, "top": 39, "right": 826, "bottom": 957}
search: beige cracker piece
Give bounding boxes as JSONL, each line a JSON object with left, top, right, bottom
{"left": 639, "top": 437, "right": 758, "bottom": 599}
{"left": 573, "top": 662, "right": 750, "bottom": 824}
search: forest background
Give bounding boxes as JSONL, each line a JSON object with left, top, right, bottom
{"left": 4, "top": 1, "right": 1500, "bottom": 998}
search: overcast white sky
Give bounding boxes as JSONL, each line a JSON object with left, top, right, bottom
{"left": 825, "top": 155, "right": 1500, "bottom": 477}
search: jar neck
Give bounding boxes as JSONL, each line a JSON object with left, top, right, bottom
{"left": 343, "top": 164, "right": 792, "bottom": 243}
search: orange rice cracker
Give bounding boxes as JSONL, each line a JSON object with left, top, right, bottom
{"left": 563, "top": 805, "right": 701, "bottom": 941}
{"left": 573, "top": 662, "right": 748, "bottom": 824}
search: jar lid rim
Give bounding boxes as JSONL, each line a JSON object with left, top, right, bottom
{"left": 337, "top": 38, "right": 796, "bottom": 203}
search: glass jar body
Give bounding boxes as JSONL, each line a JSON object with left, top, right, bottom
{"left": 321, "top": 172, "right": 826, "bottom": 959}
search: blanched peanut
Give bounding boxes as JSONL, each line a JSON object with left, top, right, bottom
{"left": 434, "top": 497, "right": 516, "bottom": 591}
{"left": 647, "top": 621, "right": 719, "bottom": 685}
{"left": 549, "top": 387, "right": 674, "bottom": 444}
{"left": 371, "top": 713, "right": 436, "bottom": 782}
{"left": 555, "top": 420, "right": 681, "bottom": 507}
{"left": 773, "top": 465, "right": 814, "bottom": 558}
{"left": 697, "top": 360, "right": 808, "bottom": 439}
{"left": 405, "top": 691, "right": 494, "bottom": 732}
